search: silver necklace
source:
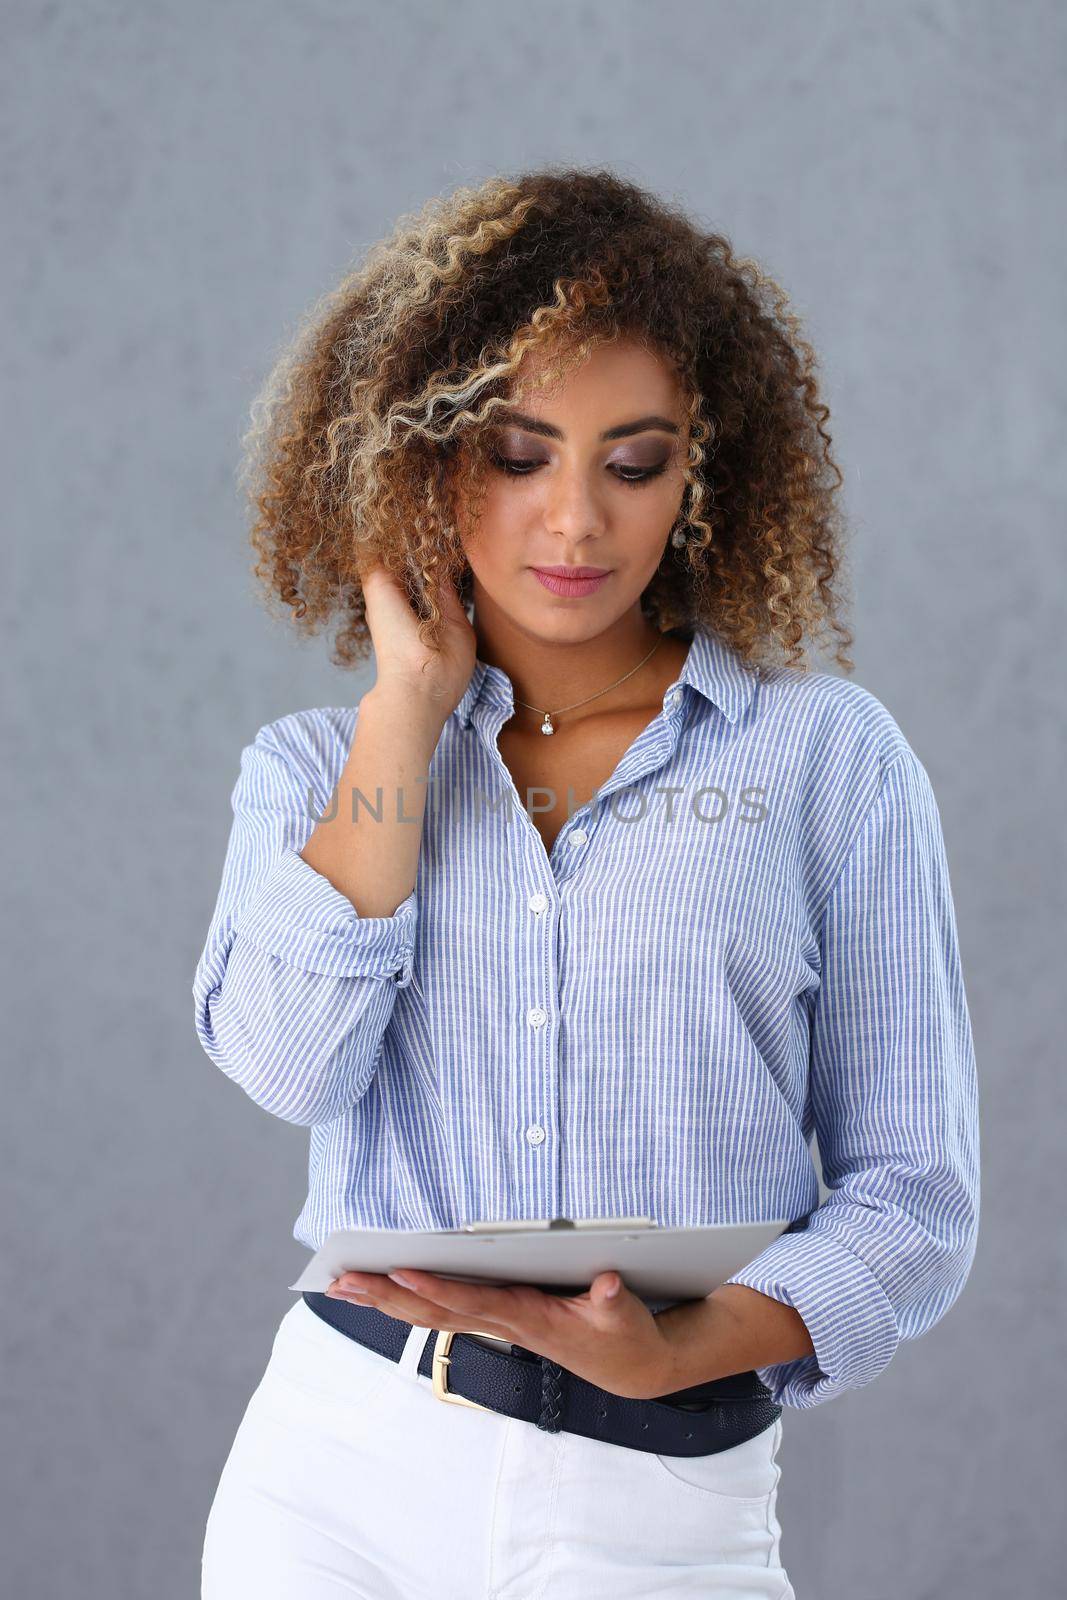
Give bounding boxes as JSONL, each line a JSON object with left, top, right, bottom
{"left": 513, "top": 637, "right": 665, "bottom": 735}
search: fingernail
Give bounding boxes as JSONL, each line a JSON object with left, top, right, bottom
{"left": 389, "top": 1271, "right": 416, "bottom": 1289}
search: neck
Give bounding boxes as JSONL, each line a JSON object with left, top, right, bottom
{"left": 472, "top": 603, "right": 670, "bottom": 719}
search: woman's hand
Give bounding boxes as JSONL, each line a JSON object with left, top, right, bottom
{"left": 324, "top": 1267, "right": 716, "bottom": 1401}
{"left": 359, "top": 559, "right": 477, "bottom": 720}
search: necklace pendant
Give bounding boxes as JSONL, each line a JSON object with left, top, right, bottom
{"left": 540, "top": 715, "right": 554, "bottom": 735}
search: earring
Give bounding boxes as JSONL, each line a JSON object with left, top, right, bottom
{"left": 670, "top": 516, "right": 690, "bottom": 549}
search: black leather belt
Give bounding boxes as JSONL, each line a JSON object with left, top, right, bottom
{"left": 301, "top": 1291, "right": 780, "bottom": 1457}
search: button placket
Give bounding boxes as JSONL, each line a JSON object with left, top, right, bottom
{"left": 523, "top": 872, "right": 558, "bottom": 1200}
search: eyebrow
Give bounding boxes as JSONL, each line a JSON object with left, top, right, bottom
{"left": 495, "top": 408, "right": 681, "bottom": 442}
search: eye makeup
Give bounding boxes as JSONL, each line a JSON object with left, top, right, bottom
{"left": 487, "top": 433, "right": 675, "bottom": 489}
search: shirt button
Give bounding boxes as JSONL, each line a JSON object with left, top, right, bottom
{"left": 665, "top": 687, "right": 681, "bottom": 709}
{"left": 569, "top": 828, "right": 588, "bottom": 848}
{"left": 525, "top": 1124, "right": 546, "bottom": 1146}
{"left": 528, "top": 891, "right": 549, "bottom": 914}
{"left": 526, "top": 1006, "right": 548, "bottom": 1028}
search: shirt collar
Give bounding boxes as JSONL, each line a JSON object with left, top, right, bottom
{"left": 454, "top": 622, "right": 758, "bottom": 730}
{"left": 670, "top": 622, "right": 759, "bottom": 724}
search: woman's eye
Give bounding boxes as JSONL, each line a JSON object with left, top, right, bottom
{"left": 613, "top": 462, "right": 669, "bottom": 487}
{"left": 489, "top": 453, "right": 542, "bottom": 475}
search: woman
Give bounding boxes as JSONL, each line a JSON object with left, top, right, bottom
{"left": 194, "top": 167, "right": 980, "bottom": 1597}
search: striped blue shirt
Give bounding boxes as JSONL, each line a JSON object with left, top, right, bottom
{"left": 192, "top": 623, "right": 980, "bottom": 1409}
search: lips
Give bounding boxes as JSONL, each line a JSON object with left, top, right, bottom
{"left": 532, "top": 566, "right": 611, "bottom": 578}
{"left": 531, "top": 566, "right": 613, "bottom": 598}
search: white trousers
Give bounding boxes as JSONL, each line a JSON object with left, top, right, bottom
{"left": 201, "top": 1296, "right": 797, "bottom": 1598}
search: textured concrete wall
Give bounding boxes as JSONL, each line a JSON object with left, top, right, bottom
{"left": 4, "top": 1, "right": 1063, "bottom": 1594}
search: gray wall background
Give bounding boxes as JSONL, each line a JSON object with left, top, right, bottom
{"left": 5, "top": 2, "right": 1064, "bottom": 1595}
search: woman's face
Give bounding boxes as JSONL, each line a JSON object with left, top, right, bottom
{"left": 457, "top": 336, "right": 689, "bottom": 641}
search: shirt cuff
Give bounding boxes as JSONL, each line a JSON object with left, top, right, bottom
{"left": 723, "top": 1224, "right": 900, "bottom": 1409}
{"left": 237, "top": 846, "right": 418, "bottom": 987}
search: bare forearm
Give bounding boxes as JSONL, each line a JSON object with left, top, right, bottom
{"left": 658, "top": 1285, "right": 816, "bottom": 1392}
{"left": 300, "top": 684, "right": 446, "bottom": 918}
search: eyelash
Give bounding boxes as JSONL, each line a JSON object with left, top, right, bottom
{"left": 488, "top": 454, "right": 669, "bottom": 490}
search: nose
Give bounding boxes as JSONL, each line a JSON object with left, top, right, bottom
{"left": 543, "top": 461, "right": 607, "bottom": 547}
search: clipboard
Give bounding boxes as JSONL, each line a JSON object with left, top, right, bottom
{"left": 289, "top": 1214, "right": 796, "bottom": 1307}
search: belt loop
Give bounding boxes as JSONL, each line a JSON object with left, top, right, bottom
{"left": 536, "top": 1358, "right": 566, "bottom": 1432}
{"left": 397, "top": 1322, "right": 432, "bottom": 1380}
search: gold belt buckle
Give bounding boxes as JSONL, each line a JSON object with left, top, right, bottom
{"left": 431, "top": 1328, "right": 499, "bottom": 1411}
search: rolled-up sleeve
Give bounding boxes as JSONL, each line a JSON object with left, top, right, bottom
{"left": 192, "top": 715, "right": 418, "bottom": 1126}
{"left": 724, "top": 748, "right": 981, "bottom": 1408}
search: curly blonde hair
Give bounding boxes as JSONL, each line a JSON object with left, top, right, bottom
{"left": 239, "top": 165, "right": 854, "bottom": 674}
